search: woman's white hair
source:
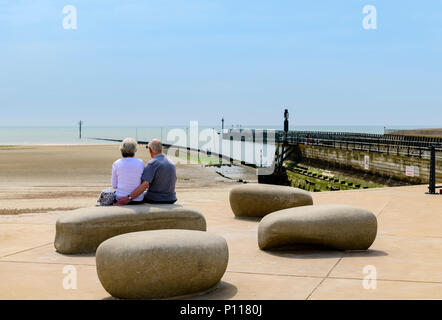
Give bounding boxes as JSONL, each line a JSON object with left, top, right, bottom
{"left": 120, "top": 138, "right": 138, "bottom": 157}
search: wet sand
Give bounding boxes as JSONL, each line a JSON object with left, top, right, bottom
{"left": 390, "top": 128, "right": 442, "bottom": 138}
{"left": 0, "top": 145, "right": 250, "bottom": 215}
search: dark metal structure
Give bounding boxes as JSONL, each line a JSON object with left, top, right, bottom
{"left": 428, "top": 145, "right": 442, "bottom": 194}
{"left": 283, "top": 109, "right": 289, "bottom": 140}
{"left": 275, "top": 109, "right": 291, "bottom": 172}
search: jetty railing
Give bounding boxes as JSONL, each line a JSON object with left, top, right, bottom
{"left": 223, "top": 129, "right": 442, "bottom": 160}
{"left": 281, "top": 131, "right": 442, "bottom": 159}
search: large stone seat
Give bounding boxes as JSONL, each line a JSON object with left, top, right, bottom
{"left": 54, "top": 204, "right": 206, "bottom": 254}
{"left": 258, "top": 204, "right": 377, "bottom": 250}
{"left": 96, "top": 229, "right": 229, "bottom": 299}
{"left": 229, "top": 184, "right": 313, "bottom": 218}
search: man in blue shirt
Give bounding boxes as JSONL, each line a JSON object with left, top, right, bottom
{"left": 116, "top": 139, "right": 177, "bottom": 205}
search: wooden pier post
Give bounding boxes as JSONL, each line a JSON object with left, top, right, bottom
{"left": 78, "top": 120, "right": 83, "bottom": 139}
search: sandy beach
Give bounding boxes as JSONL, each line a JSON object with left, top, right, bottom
{"left": 0, "top": 144, "right": 250, "bottom": 215}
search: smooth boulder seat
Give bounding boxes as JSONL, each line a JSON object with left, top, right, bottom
{"left": 96, "top": 229, "right": 229, "bottom": 299}
{"left": 258, "top": 204, "right": 377, "bottom": 250}
{"left": 229, "top": 184, "right": 313, "bottom": 218}
{"left": 54, "top": 204, "right": 206, "bottom": 254}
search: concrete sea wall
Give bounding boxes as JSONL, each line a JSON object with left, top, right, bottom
{"left": 299, "top": 144, "right": 442, "bottom": 184}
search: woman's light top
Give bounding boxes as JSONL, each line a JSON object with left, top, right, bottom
{"left": 111, "top": 157, "right": 145, "bottom": 201}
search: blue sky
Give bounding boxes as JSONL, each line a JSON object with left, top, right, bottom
{"left": 0, "top": 0, "right": 441, "bottom": 127}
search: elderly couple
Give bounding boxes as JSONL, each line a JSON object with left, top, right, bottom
{"left": 111, "top": 138, "right": 176, "bottom": 206}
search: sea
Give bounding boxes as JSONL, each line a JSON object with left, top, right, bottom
{"left": 0, "top": 125, "right": 422, "bottom": 145}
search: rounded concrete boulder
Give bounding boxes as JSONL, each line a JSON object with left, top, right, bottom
{"left": 258, "top": 204, "right": 377, "bottom": 250}
{"left": 229, "top": 184, "right": 313, "bottom": 218}
{"left": 96, "top": 229, "right": 229, "bottom": 299}
{"left": 55, "top": 204, "right": 206, "bottom": 254}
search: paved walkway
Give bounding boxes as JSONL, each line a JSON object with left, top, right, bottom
{"left": 1, "top": 185, "right": 441, "bottom": 299}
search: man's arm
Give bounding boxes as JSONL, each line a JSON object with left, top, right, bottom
{"left": 131, "top": 181, "right": 149, "bottom": 199}
{"left": 115, "top": 181, "right": 149, "bottom": 206}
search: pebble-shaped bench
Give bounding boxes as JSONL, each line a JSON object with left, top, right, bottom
{"left": 229, "top": 184, "right": 313, "bottom": 218}
{"left": 96, "top": 229, "right": 229, "bottom": 299}
{"left": 258, "top": 204, "right": 377, "bottom": 250}
{"left": 54, "top": 204, "right": 206, "bottom": 254}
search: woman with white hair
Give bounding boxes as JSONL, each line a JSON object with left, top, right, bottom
{"left": 111, "top": 138, "right": 145, "bottom": 204}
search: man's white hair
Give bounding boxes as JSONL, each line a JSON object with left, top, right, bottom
{"left": 120, "top": 138, "right": 138, "bottom": 157}
{"left": 148, "top": 139, "right": 162, "bottom": 154}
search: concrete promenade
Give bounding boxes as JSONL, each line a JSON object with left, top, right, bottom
{"left": 1, "top": 184, "right": 441, "bottom": 299}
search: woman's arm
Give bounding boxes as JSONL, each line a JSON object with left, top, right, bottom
{"left": 111, "top": 164, "right": 118, "bottom": 189}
